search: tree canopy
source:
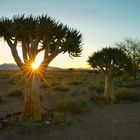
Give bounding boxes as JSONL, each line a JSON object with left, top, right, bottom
{"left": 88, "top": 47, "right": 132, "bottom": 102}
{"left": 87, "top": 47, "right": 132, "bottom": 76}
{"left": 0, "top": 14, "right": 83, "bottom": 121}
{"left": 0, "top": 14, "right": 83, "bottom": 69}
{"left": 116, "top": 38, "right": 140, "bottom": 78}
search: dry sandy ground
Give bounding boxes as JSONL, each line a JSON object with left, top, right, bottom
{"left": 0, "top": 102, "right": 140, "bottom": 140}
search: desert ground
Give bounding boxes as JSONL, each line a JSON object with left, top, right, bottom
{"left": 0, "top": 70, "right": 140, "bottom": 140}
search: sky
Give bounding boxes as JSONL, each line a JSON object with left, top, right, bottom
{"left": 0, "top": 0, "right": 140, "bottom": 68}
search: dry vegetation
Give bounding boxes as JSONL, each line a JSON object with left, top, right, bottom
{"left": 0, "top": 70, "right": 140, "bottom": 117}
{"left": 0, "top": 70, "right": 140, "bottom": 139}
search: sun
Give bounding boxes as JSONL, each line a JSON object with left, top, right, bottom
{"left": 31, "top": 62, "right": 39, "bottom": 70}
{"left": 31, "top": 53, "right": 44, "bottom": 70}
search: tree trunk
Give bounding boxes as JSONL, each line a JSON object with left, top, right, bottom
{"left": 104, "top": 74, "right": 116, "bottom": 102}
{"left": 21, "top": 73, "right": 41, "bottom": 121}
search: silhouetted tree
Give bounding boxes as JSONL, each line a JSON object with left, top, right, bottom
{"left": 0, "top": 15, "right": 83, "bottom": 121}
{"left": 88, "top": 47, "right": 132, "bottom": 102}
{"left": 116, "top": 38, "right": 140, "bottom": 79}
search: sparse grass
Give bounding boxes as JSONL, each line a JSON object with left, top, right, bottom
{"left": 69, "top": 89, "right": 88, "bottom": 97}
{"left": 0, "top": 95, "right": 4, "bottom": 103}
{"left": 89, "top": 92, "right": 104, "bottom": 102}
{"left": 40, "top": 82, "right": 49, "bottom": 88}
{"left": 114, "top": 78, "right": 124, "bottom": 87}
{"left": 121, "top": 73, "right": 132, "bottom": 82}
{"left": 0, "top": 70, "right": 140, "bottom": 128}
{"left": 53, "top": 85, "right": 70, "bottom": 92}
{"left": 56, "top": 96, "right": 91, "bottom": 114}
{"left": 21, "top": 121, "right": 38, "bottom": 134}
{"left": 53, "top": 112, "right": 65, "bottom": 123}
{"left": 0, "top": 75, "right": 9, "bottom": 79}
{"left": 8, "top": 78, "right": 17, "bottom": 84}
{"left": 65, "top": 117, "right": 76, "bottom": 126}
{"left": 69, "top": 80, "right": 84, "bottom": 86}
{"left": 123, "top": 82, "right": 140, "bottom": 88}
{"left": 115, "top": 88, "right": 140, "bottom": 102}
{"left": 88, "top": 83, "right": 104, "bottom": 93}
{"left": 7, "top": 89, "right": 23, "bottom": 97}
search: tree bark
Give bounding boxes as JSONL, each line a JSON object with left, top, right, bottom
{"left": 104, "top": 74, "right": 116, "bottom": 102}
{"left": 21, "top": 72, "right": 41, "bottom": 121}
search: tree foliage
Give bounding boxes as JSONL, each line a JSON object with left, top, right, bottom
{"left": 0, "top": 14, "right": 83, "bottom": 68}
{"left": 116, "top": 38, "right": 140, "bottom": 78}
{"left": 88, "top": 47, "right": 132, "bottom": 76}
{"left": 88, "top": 47, "right": 132, "bottom": 102}
{"left": 0, "top": 14, "right": 83, "bottom": 121}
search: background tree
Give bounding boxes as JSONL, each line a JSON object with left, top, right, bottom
{"left": 87, "top": 47, "right": 132, "bottom": 102}
{"left": 0, "top": 15, "right": 83, "bottom": 121}
{"left": 116, "top": 38, "right": 140, "bottom": 79}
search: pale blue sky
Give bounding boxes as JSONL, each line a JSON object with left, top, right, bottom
{"left": 0, "top": 0, "right": 140, "bottom": 68}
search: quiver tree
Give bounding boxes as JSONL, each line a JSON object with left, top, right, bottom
{"left": 116, "top": 38, "right": 140, "bottom": 79}
{"left": 88, "top": 47, "right": 132, "bottom": 102}
{"left": 0, "top": 15, "right": 83, "bottom": 121}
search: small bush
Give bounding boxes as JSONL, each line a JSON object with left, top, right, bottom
{"left": 114, "top": 78, "right": 124, "bottom": 87}
{"left": 69, "top": 80, "right": 83, "bottom": 86}
{"left": 89, "top": 92, "right": 104, "bottom": 102}
{"left": 0, "top": 75, "right": 9, "bottom": 79}
{"left": 89, "top": 84, "right": 104, "bottom": 93}
{"left": 0, "top": 96, "right": 4, "bottom": 103}
{"left": 8, "top": 89, "right": 23, "bottom": 97}
{"left": 53, "top": 112, "right": 65, "bottom": 122}
{"left": 56, "top": 96, "right": 91, "bottom": 114}
{"left": 69, "top": 90, "right": 88, "bottom": 97}
{"left": 40, "top": 82, "right": 49, "bottom": 88}
{"left": 21, "top": 122, "right": 37, "bottom": 134}
{"left": 115, "top": 88, "right": 140, "bottom": 101}
{"left": 122, "top": 74, "right": 131, "bottom": 82}
{"left": 53, "top": 85, "right": 70, "bottom": 92}
{"left": 123, "top": 82, "right": 140, "bottom": 88}
{"left": 51, "top": 82, "right": 59, "bottom": 86}
{"left": 65, "top": 117, "right": 76, "bottom": 126}
{"left": 8, "top": 78, "right": 17, "bottom": 84}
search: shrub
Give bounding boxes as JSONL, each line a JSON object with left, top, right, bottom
{"left": 0, "top": 96, "right": 4, "bottom": 103}
{"left": 69, "top": 90, "right": 88, "bottom": 97}
{"left": 53, "top": 85, "right": 70, "bottom": 92}
{"left": 69, "top": 80, "right": 83, "bottom": 86}
{"left": 115, "top": 88, "right": 140, "bottom": 101}
{"left": 40, "top": 82, "right": 49, "bottom": 88}
{"left": 88, "top": 92, "right": 104, "bottom": 102}
{"left": 21, "top": 122, "right": 37, "bottom": 134}
{"left": 114, "top": 78, "right": 124, "bottom": 87}
{"left": 121, "top": 73, "right": 131, "bottom": 82}
{"left": 8, "top": 89, "right": 23, "bottom": 97}
{"left": 65, "top": 117, "right": 76, "bottom": 126}
{"left": 53, "top": 112, "right": 65, "bottom": 123}
{"left": 123, "top": 82, "right": 140, "bottom": 88}
{"left": 88, "top": 84, "right": 104, "bottom": 93}
{"left": 8, "top": 78, "right": 17, "bottom": 84}
{"left": 56, "top": 96, "right": 91, "bottom": 114}
{"left": 0, "top": 75, "right": 9, "bottom": 79}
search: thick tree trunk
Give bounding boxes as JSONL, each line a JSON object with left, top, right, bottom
{"left": 21, "top": 73, "right": 41, "bottom": 121}
{"left": 104, "top": 74, "right": 116, "bottom": 102}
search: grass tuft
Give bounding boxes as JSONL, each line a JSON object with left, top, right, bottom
{"left": 8, "top": 89, "right": 23, "bottom": 97}
{"left": 56, "top": 96, "right": 91, "bottom": 114}
{"left": 53, "top": 85, "right": 70, "bottom": 92}
{"left": 115, "top": 88, "right": 140, "bottom": 102}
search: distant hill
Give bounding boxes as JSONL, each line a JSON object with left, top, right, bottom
{"left": 0, "top": 63, "right": 90, "bottom": 71}
{"left": 0, "top": 63, "right": 18, "bottom": 70}
{"left": 0, "top": 63, "right": 63, "bottom": 70}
